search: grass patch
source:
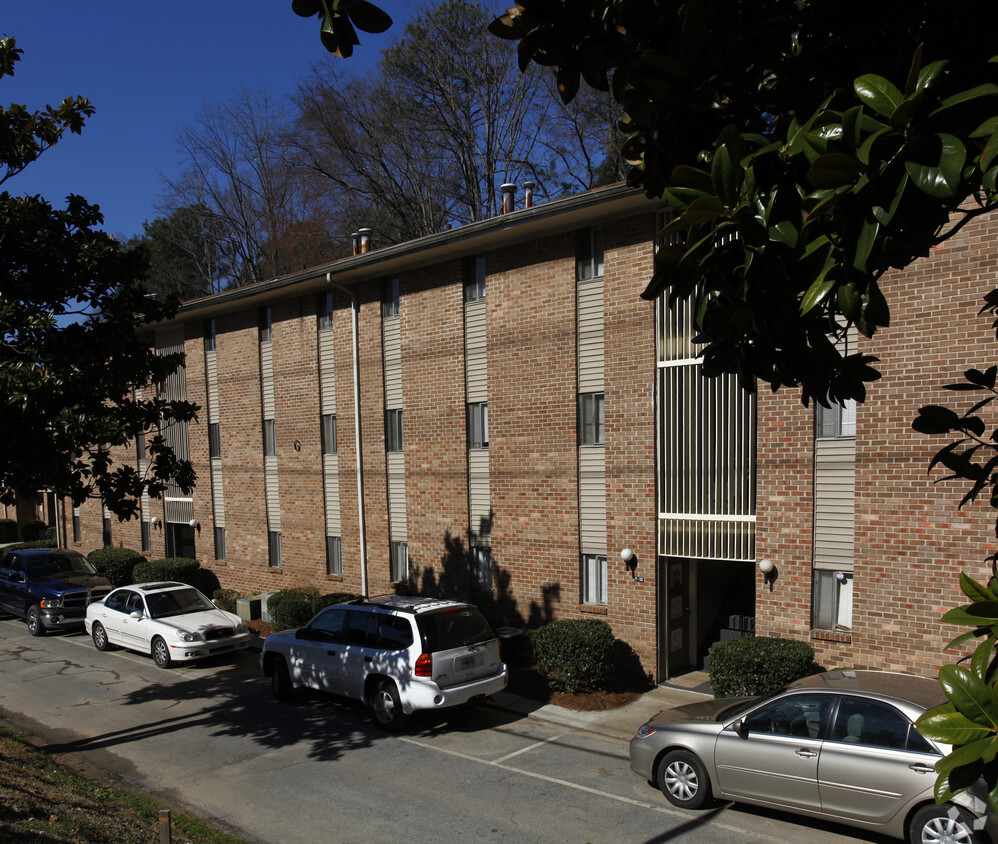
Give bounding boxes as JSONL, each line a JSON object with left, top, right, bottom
{"left": 0, "top": 725, "right": 245, "bottom": 843}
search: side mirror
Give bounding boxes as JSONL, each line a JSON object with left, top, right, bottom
{"left": 295, "top": 627, "right": 308, "bottom": 640}
{"left": 130, "top": 611, "right": 143, "bottom": 620}
{"left": 9, "top": 571, "right": 24, "bottom": 583}
{"left": 732, "top": 718, "right": 749, "bottom": 736}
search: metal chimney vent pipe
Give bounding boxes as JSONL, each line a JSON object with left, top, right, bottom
{"left": 351, "top": 232, "right": 360, "bottom": 256}
{"left": 524, "top": 181, "right": 535, "bottom": 208}
{"left": 500, "top": 183, "right": 516, "bottom": 214}
{"left": 358, "top": 227, "right": 373, "bottom": 254}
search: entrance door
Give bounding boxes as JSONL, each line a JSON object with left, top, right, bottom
{"left": 166, "top": 523, "right": 196, "bottom": 559}
{"left": 660, "top": 557, "right": 692, "bottom": 677}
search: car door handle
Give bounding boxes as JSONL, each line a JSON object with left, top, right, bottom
{"left": 909, "top": 763, "right": 935, "bottom": 774}
{"left": 364, "top": 656, "right": 373, "bottom": 663}
{"left": 795, "top": 749, "right": 818, "bottom": 758}
{"left": 326, "top": 650, "right": 337, "bottom": 656}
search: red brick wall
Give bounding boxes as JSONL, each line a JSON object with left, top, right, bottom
{"left": 757, "top": 211, "right": 998, "bottom": 676}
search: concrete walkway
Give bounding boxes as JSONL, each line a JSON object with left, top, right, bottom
{"left": 487, "top": 671, "right": 713, "bottom": 742}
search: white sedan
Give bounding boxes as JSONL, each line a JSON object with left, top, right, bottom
{"left": 85, "top": 581, "right": 251, "bottom": 668}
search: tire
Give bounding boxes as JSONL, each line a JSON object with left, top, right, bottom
{"left": 151, "top": 636, "right": 172, "bottom": 669}
{"left": 270, "top": 656, "right": 294, "bottom": 701}
{"left": 92, "top": 622, "right": 111, "bottom": 652}
{"left": 909, "top": 803, "right": 985, "bottom": 844}
{"left": 657, "top": 749, "right": 713, "bottom": 810}
{"left": 370, "top": 679, "right": 408, "bottom": 731}
{"left": 26, "top": 605, "right": 45, "bottom": 637}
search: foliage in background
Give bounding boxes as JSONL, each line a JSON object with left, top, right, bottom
{"left": 1, "top": 36, "right": 198, "bottom": 520}
{"left": 21, "top": 519, "right": 46, "bottom": 541}
{"left": 212, "top": 588, "right": 240, "bottom": 614}
{"left": 528, "top": 618, "right": 615, "bottom": 693}
{"left": 131, "top": 557, "right": 201, "bottom": 587}
{"left": 0, "top": 519, "right": 16, "bottom": 543}
{"left": 87, "top": 547, "right": 146, "bottom": 587}
{"left": 267, "top": 587, "right": 359, "bottom": 632}
{"left": 708, "top": 637, "right": 818, "bottom": 698}
{"left": 3, "top": 539, "right": 57, "bottom": 551}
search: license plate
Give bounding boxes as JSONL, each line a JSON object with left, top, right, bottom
{"left": 457, "top": 653, "right": 481, "bottom": 671}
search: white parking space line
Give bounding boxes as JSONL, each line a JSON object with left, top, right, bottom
{"left": 399, "top": 736, "right": 788, "bottom": 841}
{"left": 492, "top": 732, "right": 566, "bottom": 764}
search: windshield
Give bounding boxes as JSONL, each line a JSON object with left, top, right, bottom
{"left": 25, "top": 553, "right": 98, "bottom": 579}
{"left": 145, "top": 587, "right": 215, "bottom": 619}
{"left": 417, "top": 607, "right": 495, "bottom": 651}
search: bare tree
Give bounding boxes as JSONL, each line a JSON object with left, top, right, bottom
{"left": 164, "top": 88, "right": 333, "bottom": 287}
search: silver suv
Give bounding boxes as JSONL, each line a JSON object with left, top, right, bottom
{"left": 260, "top": 595, "right": 508, "bottom": 729}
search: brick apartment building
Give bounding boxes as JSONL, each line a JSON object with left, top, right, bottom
{"left": 41, "top": 182, "right": 998, "bottom": 682}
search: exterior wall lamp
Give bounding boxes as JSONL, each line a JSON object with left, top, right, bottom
{"left": 759, "top": 558, "right": 777, "bottom": 591}
{"left": 621, "top": 548, "right": 644, "bottom": 582}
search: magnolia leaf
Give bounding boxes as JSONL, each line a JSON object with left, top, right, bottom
{"left": 939, "top": 664, "right": 998, "bottom": 727}
{"left": 917, "top": 704, "right": 994, "bottom": 746}
{"left": 940, "top": 604, "right": 998, "bottom": 627}
{"left": 807, "top": 153, "right": 860, "bottom": 189}
{"left": 905, "top": 134, "right": 967, "bottom": 198}
{"left": 963, "top": 572, "right": 998, "bottom": 603}
{"left": 855, "top": 74, "right": 904, "bottom": 119}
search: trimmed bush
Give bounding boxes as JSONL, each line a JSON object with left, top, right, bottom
{"left": 0, "top": 519, "right": 17, "bottom": 543}
{"left": 267, "top": 587, "right": 360, "bottom": 632}
{"left": 44, "top": 525, "right": 57, "bottom": 541}
{"left": 528, "top": 618, "right": 616, "bottom": 694}
{"left": 22, "top": 520, "right": 47, "bottom": 541}
{"left": 88, "top": 548, "right": 145, "bottom": 587}
{"left": 132, "top": 557, "right": 201, "bottom": 587}
{"left": 3, "top": 540, "right": 58, "bottom": 551}
{"left": 213, "top": 589, "right": 239, "bottom": 613}
{"left": 708, "top": 636, "right": 818, "bottom": 698}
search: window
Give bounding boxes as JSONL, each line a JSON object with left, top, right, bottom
{"left": 214, "top": 526, "right": 226, "bottom": 560}
{"left": 813, "top": 570, "right": 853, "bottom": 631}
{"left": 829, "top": 697, "right": 935, "bottom": 752}
{"left": 263, "top": 419, "right": 277, "bottom": 456}
{"left": 576, "top": 226, "right": 604, "bottom": 281}
{"left": 390, "top": 540, "right": 408, "bottom": 583}
{"left": 382, "top": 276, "right": 399, "bottom": 318}
{"left": 321, "top": 414, "right": 337, "bottom": 455}
{"left": 140, "top": 521, "right": 151, "bottom": 552}
{"left": 579, "top": 392, "right": 605, "bottom": 445}
{"left": 582, "top": 554, "right": 607, "bottom": 604}
{"left": 268, "top": 530, "right": 282, "bottom": 567}
{"left": 816, "top": 398, "right": 856, "bottom": 438}
{"left": 258, "top": 306, "right": 272, "bottom": 342}
{"left": 467, "top": 402, "right": 488, "bottom": 449}
{"left": 385, "top": 409, "right": 403, "bottom": 452}
{"left": 326, "top": 535, "right": 343, "bottom": 575}
{"left": 742, "top": 694, "right": 834, "bottom": 738}
{"left": 72, "top": 513, "right": 81, "bottom": 543}
{"left": 135, "top": 430, "right": 145, "bottom": 463}
{"left": 102, "top": 517, "right": 112, "bottom": 548}
{"left": 204, "top": 318, "right": 216, "bottom": 352}
{"left": 464, "top": 256, "right": 486, "bottom": 302}
{"left": 317, "top": 291, "right": 333, "bottom": 331}
{"left": 209, "top": 423, "right": 221, "bottom": 458}
{"left": 471, "top": 546, "right": 492, "bottom": 593}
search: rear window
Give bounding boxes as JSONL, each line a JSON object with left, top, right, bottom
{"left": 416, "top": 606, "right": 495, "bottom": 653}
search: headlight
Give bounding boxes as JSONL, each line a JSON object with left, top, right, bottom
{"left": 176, "top": 630, "right": 204, "bottom": 642}
{"left": 235, "top": 621, "right": 248, "bottom": 634}
{"left": 40, "top": 598, "right": 62, "bottom": 609}
{"left": 636, "top": 725, "right": 657, "bottom": 738}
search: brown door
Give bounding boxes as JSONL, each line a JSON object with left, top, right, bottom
{"left": 661, "top": 557, "right": 692, "bottom": 677}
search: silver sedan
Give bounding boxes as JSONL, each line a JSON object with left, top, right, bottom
{"left": 630, "top": 670, "right": 996, "bottom": 844}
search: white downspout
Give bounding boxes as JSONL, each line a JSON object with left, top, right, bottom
{"left": 327, "top": 273, "right": 368, "bottom": 596}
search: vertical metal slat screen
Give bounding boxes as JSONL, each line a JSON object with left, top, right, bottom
{"left": 657, "top": 294, "right": 756, "bottom": 561}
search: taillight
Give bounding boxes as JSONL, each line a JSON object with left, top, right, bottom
{"left": 415, "top": 653, "right": 432, "bottom": 677}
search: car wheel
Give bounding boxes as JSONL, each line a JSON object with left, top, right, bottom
{"left": 909, "top": 803, "right": 985, "bottom": 844}
{"left": 371, "top": 679, "right": 408, "bottom": 731}
{"left": 92, "top": 622, "right": 112, "bottom": 651}
{"left": 270, "top": 656, "right": 294, "bottom": 701}
{"left": 26, "top": 605, "right": 45, "bottom": 637}
{"left": 151, "top": 636, "right": 172, "bottom": 669}
{"left": 657, "top": 749, "right": 713, "bottom": 810}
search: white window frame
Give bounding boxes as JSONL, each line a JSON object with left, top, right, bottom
{"left": 326, "top": 535, "right": 342, "bottom": 576}
{"left": 468, "top": 402, "right": 489, "bottom": 449}
{"left": 321, "top": 414, "right": 337, "bottom": 455}
{"left": 263, "top": 419, "right": 277, "bottom": 456}
{"left": 813, "top": 569, "right": 853, "bottom": 631}
{"left": 582, "top": 553, "right": 608, "bottom": 605}
{"left": 390, "top": 540, "right": 408, "bottom": 583}
{"left": 385, "top": 409, "right": 403, "bottom": 453}
{"left": 382, "top": 276, "right": 400, "bottom": 318}
{"left": 268, "top": 530, "right": 282, "bottom": 568}
{"left": 464, "top": 255, "right": 486, "bottom": 302}
{"left": 317, "top": 291, "right": 333, "bottom": 331}
{"left": 816, "top": 399, "right": 857, "bottom": 438}
{"left": 471, "top": 546, "right": 493, "bottom": 593}
{"left": 576, "top": 226, "right": 604, "bottom": 281}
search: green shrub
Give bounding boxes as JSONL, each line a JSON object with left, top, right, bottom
{"left": 88, "top": 548, "right": 145, "bottom": 587}
{"left": 267, "top": 588, "right": 359, "bottom": 632}
{"left": 4, "top": 539, "right": 58, "bottom": 551}
{"left": 0, "top": 519, "right": 17, "bottom": 543}
{"left": 44, "top": 525, "right": 58, "bottom": 541}
{"left": 528, "top": 618, "right": 616, "bottom": 694}
{"left": 22, "top": 520, "right": 47, "bottom": 541}
{"left": 132, "top": 557, "right": 201, "bottom": 587}
{"left": 213, "top": 589, "right": 239, "bottom": 613}
{"left": 708, "top": 636, "right": 818, "bottom": 698}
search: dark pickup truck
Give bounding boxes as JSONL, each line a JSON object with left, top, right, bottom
{"left": 0, "top": 548, "right": 111, "bottom": 636}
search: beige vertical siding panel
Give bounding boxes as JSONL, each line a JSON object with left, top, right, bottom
{"left": 264, "top": 456, "right": 281, "bottom": 531}
{"left": 578, "top": 278, "right": 604, "bottom": 393}
{"left": 383, "top": 319, "right": 402, "bottom": 409}
{"left": 319, "top": 329, "right": 337, "bottom": 415}
{"left": 468, "top": 448, "right": 491, "bottom": 544}
{"left": 579, "top": 445, "right": 607, "bottom": 554}
{"left": 387, "top": 451, "right": 407, "bottom": 540}
{"left": 324, "top": 453, "right": 341, "bottom": 534}
{"left": 813, "top": 437, "right": 856, "bottom": 569}
{"left": 211, "top": 457, "right": 226, "bottom": 528}
{"left": 465, "top": 300, "right": 488, "bottom": 403}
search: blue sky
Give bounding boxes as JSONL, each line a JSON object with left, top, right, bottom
{"left": 3, "top": 2, "right": 417, "bottom": 240}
